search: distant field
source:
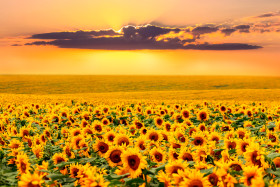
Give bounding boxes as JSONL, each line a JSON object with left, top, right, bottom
{"left": 0, "top": 75, "right": 280, "bottom": 94}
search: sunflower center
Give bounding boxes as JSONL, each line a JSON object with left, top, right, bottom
{"left": 199, "top": 112, "right": 207, "bottom": 120}
{"left": 149, "top": 132, "right": 159, "bottom": 141}
{"left": 110, "top": 150, "right": 122, "bottom": 163}
{"left": 183, "top": 153, "right": 193, "bottom": 161}
{"left": 72, "top": 168, "right": 79, "bottom": 177}
{"left": 194, "top": 137, "right": 204, "bottom": 146}
{"left": 251, "top": 151, "right": 261, "bottom": 167}
{"left": 269, "top": 135, "right": 276, "bottom": 142}
{"left": 56, "top": 157, "right": 65, "bottom": 164}
{"left": 171, "top": 166, "right": 183, "bottom": 174}
{"left": 26, "top": 182, "right": 41, "bottom": 187}
{"left": 109, "top": 135, "right": 115, "bottom": 141}
{"left": 208, "top": 173, "right": 219, "bottom": 186}
{"left": 227, "top": 142, "right": 236, "bottom": 149}
{"left": 229, "top": 164, "right": 242, "bottom": 171}
{"left": 98, "top": 142, "right": 109, "bottom": 153}
{"left": 189, "top": 179, "right": 203, "bottom": 187}
{"left": 128, "top": 155, "right": 140, "bottom": 170}
{"left": 155, "top": 153, "right": 163, "bottom": 162}
{"left": 241, "top": 143, "right": 249, "bottom": 152}
{"left": 139, "top": 143, "right": 146, "bottom": 150}
{"left": 247, "top": 175, "right": 255, "bottom": 186}
{"left": 118, "top": 138, "right": 129, "bottom": 146}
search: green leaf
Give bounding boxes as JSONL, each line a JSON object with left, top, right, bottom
{"left": 47, "top": 174, "right": 68, "bottom": 181}
{"left": 266, "top": 153, "right": 280, "bottom": 160}
{"left": 124, "top": 178, "right": 145, "bottom": 186}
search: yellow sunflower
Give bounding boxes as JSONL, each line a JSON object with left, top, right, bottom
{"left": 105, "top": 146, "right": 124, "bottom": 167}
{"left": 121, "top": 148, "right": 147, "bottom": 178}
{"left": 18, "top": 172, "right": 44, "bottom": 187}
{"left": 179, "top": 169, "right": 210, "bottom": 187}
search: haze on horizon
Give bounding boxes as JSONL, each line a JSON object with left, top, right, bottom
{"left": 1, "top": 0, "right": 280, "bottom": 76}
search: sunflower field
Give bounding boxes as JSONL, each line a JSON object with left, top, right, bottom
{"left": 0, "top": 100, "right": 280, "bottom": 187}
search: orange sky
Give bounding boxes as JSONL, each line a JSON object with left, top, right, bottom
{"left": 1, "top": 0, "right": 280, "bottom": 76}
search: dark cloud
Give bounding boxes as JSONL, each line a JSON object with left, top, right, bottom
{"left": 29, "top": 29, "right": 119, "bottom": 39}
{"left": 184, "top": 43, "right": 262, "bottom": 50}
{"left": 255, "top": 11, "right": 280, "bottom": 18}
{"left": 25, "top": 36, "right": 261, "bottom": 50}
{"left": 23, "top": 24, "right": 262, "bottom": 50}
{"left": 192, "top": 26, "right": 219, "bottom": 35}
{"left": 122, "top": 25, "right": 180, "bottom": 40}
{"left": 221, "top": 28, "right": 236, "bottom": 36}
{"left": 234, "top": 25, "right": 250, "bottom": 30}
{"left": 11, "top": 44, "right": 22, "bottom": 46}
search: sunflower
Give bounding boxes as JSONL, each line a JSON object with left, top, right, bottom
{"left": 71, "top": 135, "right": 84, "bottom": 150}
{"left": 240, "top": 166, "right": 263, "bottom": 186}
{"left": 197, "top": 110, "right": 209, "bottom": 121}
{"left": 164, "top": 122, "right": 172, "bottom": 132}
{"left": 9, "top": 139, "right": 23, "bottom": 149}
{"left": 121, "top": 148, "right": 147, "bottom": 178}
{"left": 169, "top": 148, "right": 180, "bottom": 161}
{"left": 198, "top": 123, "right": 206, "bottom": 131}
{"left": 209, "top": 132, "right": 221, "bottom": 143}
{"left": 192, "top": 132, "right": 206, "bottom": 146}
{"left": 63, "top": 143, "right": 75, "bottom": 158}
{"left": 93, "top": 122, "right": 103, "bottom": 133}
{"left": 80, "top": 166, "right": 110, "bottom": 187}
{"left": 32, "top": 145, "right": 44, "bottom": 159}
{"left": 150, "top": 147, "right": 166, "bottom": 164}
{"left": 69, "top": 163, "right": 81, "bottom": 178}
{"left": 179, "top": 147, "right": 194, "bottom": 162}
{"left": 104, "top": 131, "right": 116, "bottom": 143}
{"left": 52, "top": 152, "right": 68, "bottom": 165}
{"left": 114, "top": 134, "right": 131, "bottom": 147}
{"left": 165, "top": 159, "right": 188, "bottom": 176}
{"left": 225, "top": 139, "right": 237, "bottom": 150}
{"left": 273, "top": 157, "right": 280, "bottom": 168}
{"left": 82, "top": 127, "right": 94, "bottom": 136}
{"left": 220, "top": 105, "right": 227, "bottom": 113}
{"left": 20, "top": 127, "right": 30, "bottom": 138}
{"left": 207, "top": 170, "right": 219, "bottom": 186}
{"left": 18, "top": 172, "right": 44, "bottom": 187}
{"left": 70, "top": 128, "right": 82, "bottom": 137}
{"left": 244, "top": 143, "right": 266, "bottom": 168}
{"left": 175, "top": 130, "right": 187, "bottom": 143}
{"left": 134, "top": 121, "right": 144, "bottom": 129}
{"left": 227, "top": 159, "right": 243, "bottom": 172}
{"left": 16, "top": 152, "right": 30, "bottom": 174}
{"left": 135, "top": 135, "right": 147, "bottom": 151}
{"left": 181, "top": 109, "right": 190, "bottom": 119}
{"left": 237, "top": 139, "right": 250, "bottom": 155}
{"left": 93, "top": 139, "right": 109, "bottom": 156}
{"left": 105, "top": 146, "right": 124, "bottom": 167}
{"left": 179, "top": 170, "right": 210, "bottom": 187}
{"left": 146, "top": 129, "right": 162, "bottom": 142}
{"left": 154, "top": 117, "right": 164, "bottom": 128}
{"left": 101, "top": 118, "right": 110, "bottom": 126}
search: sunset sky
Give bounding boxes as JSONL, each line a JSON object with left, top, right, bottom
{"left": 1, "top": 0, "right": 280, "bottom": 75}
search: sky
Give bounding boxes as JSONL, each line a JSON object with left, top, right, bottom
{"left": 1, "top": 0, "right": 280, "bottom": 75}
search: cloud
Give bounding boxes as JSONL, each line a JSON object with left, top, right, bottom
{"left": 255, "top": 11, "right": 280, "bottom": 18}
{"left": 29, "top": 29, "right": 120, "bottom": 39}
{"left": 23, "top": 23, "right": 263, "bottom": 50}
{"left": 221, "top": 28, "right": 236, "bottom": 36}
{"left": 25, "top": 35, "right": 261, "bottom": 50}
{"left": 192, "top": 26, "right": 219, "bottom": 35}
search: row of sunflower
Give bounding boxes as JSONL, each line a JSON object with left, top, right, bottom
{"left": 0, "top": 101, "right": 280, "bottom": 186}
